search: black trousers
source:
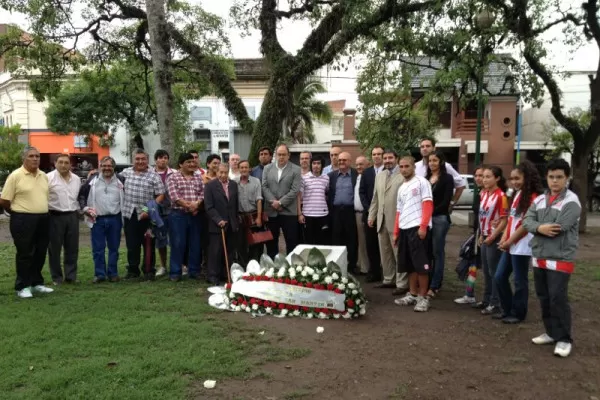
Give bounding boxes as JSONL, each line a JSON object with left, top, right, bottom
{"left": 48, "top": 211, "right": 79, "bottom": 283}
{"left": 364, "top": 214, "right": 382, "bottom": 281}
{"left": 124, "top": 211, "right": 155, "bottom": 276}
{"left": 10, "top": 212, "right": 50, "bottom": 291}
{"left": 534, "top": 268, "right": 572, "bottom": 343}
{"left": 304, "top": 216, "right": 329, "bottom": 245}
{"left": 208, "top": 229, "right": 236, "bottom": 284}
{"left": 331, "top": 206, "right": 358, "bottom": 272}
{"left": 265, "top": 215, "right": 299, "bottom": 258}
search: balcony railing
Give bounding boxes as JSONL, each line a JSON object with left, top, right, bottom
{"left": 456, "top": 118, "right": 489, "bottom": 134}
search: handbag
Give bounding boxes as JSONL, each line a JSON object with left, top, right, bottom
{"left": 242, "top": 213, "right": 274, "bottom": 245}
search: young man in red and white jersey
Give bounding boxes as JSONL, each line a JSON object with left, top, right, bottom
{"left": 523, "top": 159, "right": 581, "bottom": 358}
{"left": 393, "top": 156, "right": 434, "bottom": 312}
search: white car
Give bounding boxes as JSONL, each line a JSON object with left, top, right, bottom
{"left": 454, "top": 174, "right": 475, "bottom": 209}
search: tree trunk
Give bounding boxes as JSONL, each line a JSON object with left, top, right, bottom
{"left": 571, "top": 138, "right": 589, "bottom": 233}
{"left": 145, "top": 0, "right": 175, "bottom": 160}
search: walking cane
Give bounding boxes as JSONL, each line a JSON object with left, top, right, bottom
{"left": 221, "top": 227, "right": 232, "bottom": 285}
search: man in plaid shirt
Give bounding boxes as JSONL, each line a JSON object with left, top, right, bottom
{"left": 166, "top": 152, "right": 205, "bottom": 281}
{"left": 119, "top": 149, "right": 165, "bottom": 280}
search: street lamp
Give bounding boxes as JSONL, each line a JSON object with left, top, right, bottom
{"left": 472, "top": 9, "right": 495, "bottom": 211}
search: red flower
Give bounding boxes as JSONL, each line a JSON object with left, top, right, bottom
{"left": 302, "top": 306, "right": 310, "bottom": 312}
{"left": 242, "top": 301, "right": 248, "bottom": 307}
{"left": 334, "top": 289, "right": 342, "bottom": 294}
{"left": 347, "top": 299, "right": 355, "bottom": 308}
{"left": 306, "top": 282, "right": 313, "bottom": 288}
{"left": 327, "top": 284, "right": 334, "bottom": 291}
{"left": 291, "top": 279, "right": 298, "bottom": 285}
{"left": 294, "top": 305, "right": 300, "bottom": 311}
{"left": 237, "top": 297, "right": 243, "bottom": 303}
{"left": 277, "top": 278, "right": 284, "bottom": 283}
{"left": 249, "top": 298, "right": 256, "bottom": 304}
{"left": 278, "top": 303, "right": 286, "bottom": 310}
{"left": 271, "top": 302, "right": 278, "bottom": 308}
{"left": 225, "top": 283, "right": 232, "bottom": 289}
{"left": 286, "top": 304, "right": 294, "bottom": 310}
{"left": 285, "top": 278, "right": 291, "bottom": 284}
{"left": 256, "top": 300, "right": 263, "bottom": 306}
{"left": 231, "top": 301, "right": 237, "bottom": 306}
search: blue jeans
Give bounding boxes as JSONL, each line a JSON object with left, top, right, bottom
{"left": 495, "top": 252, "right": 531, "bottom": 320}
{"left": 91, "top": 215, "right": 122, "bottom": 279}
{"left": 168, "top": 210, "right": 202, "bottom": 278}
{"left": 430, "top": 215, "right": 450, "bottom": 290}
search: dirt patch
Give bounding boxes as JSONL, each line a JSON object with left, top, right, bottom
{"left": 199, "top": 226, "right": 600, "bottom": 400}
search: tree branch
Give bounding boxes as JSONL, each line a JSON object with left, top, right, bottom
{"left": 275, "top": 0, "right": 338, "bottom": 18}
{"left": 583, "top": 0, "right": 600, "bottom": 48}
{"left": 259, "top": 0, "right": 286, "bottom": 59}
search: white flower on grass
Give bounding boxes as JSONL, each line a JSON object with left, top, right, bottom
{"left": 296, "top": 266, "right": 303, "bottom": 272}
{"left": 324, "top": 276, "right": 333, "bottom": 284}
{"left": 352, "top": 290, "right": 358, "bottom": 295}
{"left": 359, "top": 308, "right": 366, "bottom": 315}
{"left": 312, "top": 274, "right": 320, "bottom": 281}
{"left": 331, "top": 273, "right": 340, "bottom": 280}
{"left": 348, "top": 282, "right": 356, "bottom": 289}
{"left": 266, "top": 307, "right": 273, "bottom": 314}
{"left": 245, "top": 307, "right": 251, "bottom": 313}
{"left": 252, "top": 304, "right": 259, "bottom": 311}
{"left": 341, "top": 277, "right": 349, "bottom": 284}
{"left": 318, "top": 312, "right": 327, "bottom": 319}
{"left": 277, "top": 267, "right": 286, "bottom": 278}
{"left": 337, "top": 283, "right": 346, "bottom": 291}
{"left": 293, "top": 310, "right": 301, "bottom": 317}
{"left": 234, "top": 306, "right": 241, "bottom": 312}
{"left": 301, "top": 271, "right": 308, "bottom": 277}
{"left": 342, "top": 312, "right": 351, "bottom": 319}
{"left": 281, "top": 309, "right": 288, "bottom": 316}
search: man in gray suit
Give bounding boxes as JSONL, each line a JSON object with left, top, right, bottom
{"left": 262, "top": 144, "right": 302, "bottom": 258}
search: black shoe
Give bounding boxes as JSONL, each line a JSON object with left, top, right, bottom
{"left": 481, "top": 305, "right": 500, "bottom": 315}
{"left": 502, "top": 316, "right": 522, "bottom": 324}
{"left": 124, "top": 272, "right": 140, "bottom": 280}
{"left": 374, "top": 283, "right": 396, "bottom": 289}
{"left": 365, "top": 276, "right": 380, "bottom": 283}
{"left": 392, "top": 288, "right": 409, "bottom": 296}
{"left": 492, "top": 312, "right": 507, "bottom": 320}
{"left": 472, "top": 301, "right": 488, "bottom": 310}
{"left": 92, "top": 277, "right": 106, "bottom": 284}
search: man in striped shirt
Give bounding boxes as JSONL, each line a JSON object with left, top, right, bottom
{"left": 298, "top": 156, "right": 329, "bottom": 245}
{"left": 394, "top": 156, "right": 434, "bottom": 312}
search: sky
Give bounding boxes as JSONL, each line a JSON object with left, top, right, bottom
{"left": 1, "top": 0, "right": 597, "bottom": 109}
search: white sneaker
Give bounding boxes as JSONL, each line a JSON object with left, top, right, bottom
{"left": 394, "top": 293, "right": 418, "bottom": 306}
{"left": 17, "top": 287, "right": 33, "bottom": 298}
{"left": 32, "top": 285, "right": 54, "bottom": 294}
{"left": 414, "top": 296, "right": 430, "bottom": 312}
{"left": 156, "top": 267, "right": 166, "bottom": 277}
{"left": 454, "top": 295, "right": 476, "bottom": 304}
{"left": 182, "top": 266, "right": 189, "bottom": 276}
{"left": 554, "top": 342, "right": 572, "bottom": 357}
{"left": 532, "top": 333, "right": 555, "bottom": 345}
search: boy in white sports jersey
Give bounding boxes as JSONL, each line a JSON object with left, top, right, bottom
{"left": 393, "top": 156, "right": 434, "bottom": 312}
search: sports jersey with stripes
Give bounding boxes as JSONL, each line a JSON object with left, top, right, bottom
{"left": 506, "top": 191, "right": 538, "bottom": 256}
{"left": 300, "top": 173, "right": 329, "bottom": 217}
{"left": 478, "top": 188, "right": 508, "bottom": 237}
{"left": 396, "top": 175, "right": 433, "bottom": 230}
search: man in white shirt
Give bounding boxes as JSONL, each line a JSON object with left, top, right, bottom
{"left": 354, "top": 156, "right": 369, "bottom": 274}
{"left": 47, "top": 154, "right": 82, "bottom": 285}
{"left": 322, "top": 146, "right": 341, "bottom": 175}
{"left": 415, "top": 138, "right": 465, "bottom": 210}
{"left": 228, "top": 153, "right": 241, "bottom": 180}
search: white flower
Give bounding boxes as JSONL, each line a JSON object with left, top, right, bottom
{"left": 333, "top": 313, "right": 341, "bottom": 319}
{"left": 348, "top": 308, "right": 355, "bottom": 314}
{"left": 352, "top": 290, "right": 358, "bottom": 295}
{"left": 229, "top": 292, "right": 236, "bottom": 299}
{"left": 245, "top": 307, "right": 251, "bottom": 313}
{"left": 324, "top": 276, "right": 333, "bottom": 284}
{"left": 252, "top": 304, "right": 259, "bottom": 311}
{"left": 312, "top": 274, "right": 320, "bottom": 281}
{"left": 331, "top": 273, "right": 340, "bottom": 280}
{"left": 266, "top": 307, "right": 273, "bottom": 314}
{"left": 289, "top": 271, "right": 296, "bottom": 279}
{"left": 287, "top": 267, "right": 295, "bottom": 276}
{"left": 296, "top": 266, "right": 303, "bottom": 272}
{"left": 359, "top": 308, "right": 366, "bottom": 315}
{"left": 304, "top": 266, "right": 314, "bottom": 275}
{"left": 337, "top": 283, "right": 346, "bottom": 291}
{"left": 203, "top": 380, "right": 216, "bottom": 389}
{"left": 356, "top": 299, "right": 362, "bottom": 305}
{"left": 348, "top": 282, "right": 356, "bottom": 289}
{"left": 281, "top": 309, "right": 288, "bottom": 316}
{"left": 301, "top": 271, "right": 308, "bottom": 277}
{"left": 293, "top": 310, "right": 300, "bottom": 316}
{"left": 240, "top": 304, "right": 247, "bottom": 310}
{"left": 306, "top": 313, "right": 314, "bottom": 319}
{"left": 316, "top": 326, "right": 325, "bottom": 333}
{"left": 234, "top": 306, "right": 241, "bottom": 312}
{"left": 318, "top": 312, "right": 327, "bottom": 319}
{"left": 341, "top": 277, "right": 348, "bottom": 284}
{"left": 342, "top": 312, "right": 351, "bottom": 319}
{"left": 265, "top": 268, "right": 275, "bottom": 278}
{"left": 277, "top": 267, "right": 286, "bottom": 277}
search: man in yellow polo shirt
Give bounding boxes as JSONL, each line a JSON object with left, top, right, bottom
{"left": 0, "top": 146, "right": 54, "bottom": 298}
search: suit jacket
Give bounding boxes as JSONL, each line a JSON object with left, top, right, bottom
{"left": 204, "top": 179, "right": 239, "bottom": 234}
{"left": 368, "top": 168, "right": 404, "bottom": 233}
{"left": 359, "top": 166, "right": 376, "bottom": 222}
{"left": 262, "top": 162, "right": 302, "bottom": 217}
{"left": 327, "top": 168, "right": 358, "bottom": 211}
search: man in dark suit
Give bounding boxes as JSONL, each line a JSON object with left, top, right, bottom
{"left": 204, "top": 163, "right": 239, "bottom": 285}
{"left": 328, "top": 152, "right": 359, "bottom": 274}
{"left": 359, "top": 146, "right": 385, "bottom": 282}
{"left": 262, "top": 144, "right": 302, "bottom": 258}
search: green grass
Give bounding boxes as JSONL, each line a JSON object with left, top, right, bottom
{"left": 0, "top": 243, "right": 308, "bottom": 399}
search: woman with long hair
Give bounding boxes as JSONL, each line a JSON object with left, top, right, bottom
{"left": 494, "top": 161, "right": 544, "bottom": 323}
{"left": 425, "top": 151, "right": 454, "bottom": 297}
{"left": 477, "top": 166, "right": 509, "bottom": 315}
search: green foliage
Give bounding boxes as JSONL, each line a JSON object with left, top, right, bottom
{"left": 284, "top": 77, "right": 333, "bottom": 144}
{"left": 0, "top": 125, "right": 25, "bottom": 185}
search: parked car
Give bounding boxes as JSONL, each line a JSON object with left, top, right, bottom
{"left": 454, "top": 174, "right": 475, "bottom": 209}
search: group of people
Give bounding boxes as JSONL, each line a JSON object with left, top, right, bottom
{"left": 0, "top": 139, "right": 580, "bottom": 358}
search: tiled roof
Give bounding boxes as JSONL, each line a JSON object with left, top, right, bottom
{"left": 401, "top": 55, "right": 517, "bottom": 96}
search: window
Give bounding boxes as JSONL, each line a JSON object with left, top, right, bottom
{"left": 74, "top": 135, "right": 87, "bottom": 148}
{"left": 190, "top": 107, "right": 212, "bottom": 123}
{"left": 193, "top": 129, "right": 211, "bottom": 141}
